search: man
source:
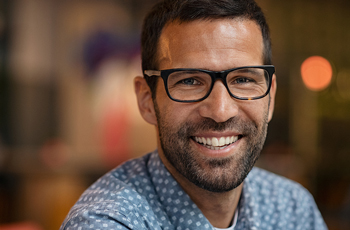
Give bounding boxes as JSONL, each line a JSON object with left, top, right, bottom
{"left": 61, "top": 0, "right": 328, "bottom": 229}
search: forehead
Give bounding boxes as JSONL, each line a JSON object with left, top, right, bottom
{"left": 157, "top": 18, "right": 264, "bottom": 70}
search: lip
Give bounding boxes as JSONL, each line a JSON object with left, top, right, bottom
{"left": 192, "top": 131, "right": 241, "bottom": 138}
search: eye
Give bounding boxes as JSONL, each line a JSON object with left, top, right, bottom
{"left": 178, "top": 77, "right": 201, "bottom": 85}
{"left": 168, "top": 71, "right": 210, "bottom": 89}
{"left": 232, "top": 77, "right": 255, "bottom": 84}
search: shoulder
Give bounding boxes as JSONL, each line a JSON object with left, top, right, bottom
{"left": 60, "top": 153, "right": 161, "bottom": 230}
{"left": 240, "top": 167, "right": 328, "bottom": 230}
{"left": 82, "top": 153, "right": 153, "bottom": 202}
{"left": 246, "top": 167, "right": 306, "bottom": 192}
{"left": 245, "top": 167, "right": 314, "bottom": 207}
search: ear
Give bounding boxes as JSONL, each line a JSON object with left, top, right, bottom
{"left": 134, "top": 76, "right": 158, "bottom": 125}
{"left": 267, "top": 74, "right": 277, "bottom": 122}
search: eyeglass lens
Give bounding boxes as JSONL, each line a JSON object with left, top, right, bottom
{"left": 166, "top": 67, "right": 270, "bottom": 101}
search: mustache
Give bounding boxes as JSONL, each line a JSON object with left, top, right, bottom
{"left": 180, "top": 117, "right": 258, "bottom": 136}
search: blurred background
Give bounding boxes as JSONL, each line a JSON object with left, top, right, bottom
{"left": 0, "top": 0, "right": 349, "bottom": 229}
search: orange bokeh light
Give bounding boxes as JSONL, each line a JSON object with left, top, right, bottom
{"left": 301, "top": 56, "right": 333, "bottom": 91}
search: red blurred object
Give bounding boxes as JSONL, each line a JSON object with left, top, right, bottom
{"left": 100, "top": 105, "right": 131, "bottom": 168}
{"left": 301, "top": 56, "right": 333, "bottom": 91}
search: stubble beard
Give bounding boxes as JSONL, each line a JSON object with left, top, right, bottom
{"left": 155, "top": 104, "right": 269, "bottom": 193}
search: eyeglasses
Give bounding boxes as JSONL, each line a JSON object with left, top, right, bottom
{"left": 144, "top": 65, "right": 275, "bottom": 103}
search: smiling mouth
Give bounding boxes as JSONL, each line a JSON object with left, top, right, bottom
{"left": 192, "top": 135, "right": 242, "bottom": 150}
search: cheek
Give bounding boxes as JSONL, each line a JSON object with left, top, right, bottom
{"left": 240, "top": 100, "right": 270, "bottom": 124}
{"left": 161, "top": 104, "right": 194, "bottom": 126}
{"left": 154, "top": 95, "right": 185, "bottom": 128}
{"left": 155, "top": 84, "right": 198, "bottom": 124}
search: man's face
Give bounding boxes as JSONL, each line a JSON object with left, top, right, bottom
{"left": 147, "top": 18, "right": 276, "bottom": 192}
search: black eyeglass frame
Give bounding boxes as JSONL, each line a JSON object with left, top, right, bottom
{"left": 144, "top": 65, "right": 275, "bottom": 103}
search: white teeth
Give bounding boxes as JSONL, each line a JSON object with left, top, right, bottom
{"left": 212, "top": 138, "right": 219, "bottom": 147}
{"left": 207, "top": 138, "right": 212, "bottom": 145}
{"left": 225, "top": 137, "right": 231, "bottom": 145}
{"left": 233, "top": 136, "right": 238, "bottom": 142}
{"left": 219, "top": 137, "right": 225, "bottom": 146}
{"left": 194, "top": 135, "right": 239, "bottom": 148}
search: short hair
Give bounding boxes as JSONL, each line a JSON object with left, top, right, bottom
{"left": 141, "top": 0, "right": 272, "bottom": 99}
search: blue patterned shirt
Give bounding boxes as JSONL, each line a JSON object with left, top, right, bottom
{"left": 60, "top": 150, "right": 327, "bottom": 230}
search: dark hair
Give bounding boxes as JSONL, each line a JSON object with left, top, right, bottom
{"left": 141, "top": 0, "right": 272, "bottom": 98}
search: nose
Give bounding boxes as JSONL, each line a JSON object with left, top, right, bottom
{"left": 198, "top": 80, "right": 239, "bottom": 123}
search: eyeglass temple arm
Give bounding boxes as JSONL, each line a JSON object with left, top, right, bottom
{"left": 144, "top": 70, "right": 161, "bottom": 77}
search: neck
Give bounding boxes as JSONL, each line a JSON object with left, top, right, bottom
{"left": 159, "top": 153, "right": 243, "bottom": 228}
{"left": 182, "top": 177, "right": 243, "bottom": 228}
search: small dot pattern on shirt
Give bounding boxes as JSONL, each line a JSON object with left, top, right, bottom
{"left": 60, "top": 150, "right": 328, "bottom": 230}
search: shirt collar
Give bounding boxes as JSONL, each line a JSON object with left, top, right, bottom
{"left": 147, "top": 150, "right": 213, "bottom": 229}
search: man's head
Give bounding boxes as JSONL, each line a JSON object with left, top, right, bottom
{"left": 135, "top": 0, "right": 276, "bottom": 193}
{"left": 141, "top": 0, "right": 272, "bottom": 99}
